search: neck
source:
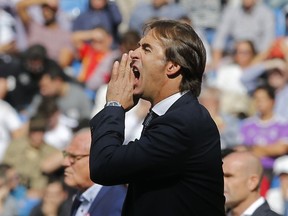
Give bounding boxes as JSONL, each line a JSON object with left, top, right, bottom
{"left": 242, "top": 4, "right": 255, "bottom": 12}
{"left": 259, "top": 111, "right": 273, "bottom": 121}
{"left": 150, "top": 76, "right": 181, "bottom": 106}
{"left": 59, "top": 82, "right": 69, "bottom": 96}
{"left": 151, "top": 84, "right": 180, "bottom": 106}
{"left": 80, "top": 182, "right": 95, "bottom": 192}
{"left": 230, "top": 194, "right": 260, "bottom": 216}
{"left": 45, "top": 20, "right": 57, "bottom": 28}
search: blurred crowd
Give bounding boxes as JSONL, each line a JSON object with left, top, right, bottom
{"left": 0, "top": 0, "right": 288, "bottom": 215}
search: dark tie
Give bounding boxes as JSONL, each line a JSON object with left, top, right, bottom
{"left": 142, "top": 110, "right": 158, "bottom": 134}
{"left": 71, "top": 193, "right": 82, "bottom": 216}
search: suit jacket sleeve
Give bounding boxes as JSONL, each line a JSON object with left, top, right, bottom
{"left": 89, "top": 95, "right": 222, "bottom": 186}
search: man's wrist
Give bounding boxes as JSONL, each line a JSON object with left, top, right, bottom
{"left": 105, "top": 101, "right": 122, "bottom": 107}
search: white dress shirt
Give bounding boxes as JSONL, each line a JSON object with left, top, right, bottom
{"left": 75, "top": 184, "right": 102, "bottom": 216}
{"left": 227, "top": 197, "right": 265, "bottom": 216}
{"left": 152, "top": 91, "right": 188, "bottom": 116}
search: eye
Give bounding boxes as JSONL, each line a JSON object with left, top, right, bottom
{"left": 143, "top": 47, "right": 151, "bottom": 53}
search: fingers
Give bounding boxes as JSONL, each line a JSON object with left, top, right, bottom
{"left": 127, "top": 51, "right": 134, "bottom": 82}
{"left": 118, "top": 53, "right": 129, "bottom": 78}
{"left": 112, "top": 52, "right": 133, "bottom": 81}
{"left": 110, "top": 60, "right": 119, "bottom": 81}
{"left": 127, "top": 50, "right": 133, "bottom": 80}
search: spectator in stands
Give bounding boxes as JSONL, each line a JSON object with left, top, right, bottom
{"left": 34, "top": 96, "right": 73, "bottom": 150}
{"left": 116, "top": 29, "right": 141, "bottom": 58}
{"left": 128, "top": 0, "right": 188, "bottom": 35}
{"left": 1, "top": 163, "right": 33, "bottom": 216}
{"left": 0, "top": 9, "right": 16, "bottom": 54}
{"left": 266, "top": 155, "right": 288, "bottom": 215}
{"left": 212, "top": 40, "right": 257, "bottom": 117}
{"left": 179, "top": 0, "right": 222, "bottom": 45}
{"left": 28, "top": 60, "right": 92, "bottom": 129}
{"left": 223, "top": 151, "right": 280, "bottom": 216}
{"left": 252, "top": 32, "right": 288, "bottom": 62}
{"left": 72, "top": 26, "right": 119, "bottom": 94}
{"left": 29, "top": 177, "right": 71, "bottom": 216}
{"left": 237, "top": 84, "right": 288, "bottom": 183}
{"left": 241, "top": 58, "right": 288, "bottom": 120}
{"left": 199, "top": 86, "right": 241, "bottom": 150}
{"left": 0, "top": 163, "right": 18, "bottom": 216}
{"left": 0, "top": 99, "right": 25, "bottom": 162}
{"left": 3, "top": 114, "right": 61, "bottom": 200}
{"left": 72, "top": 0, "right": 122, "bottom": 48}
{"left": 212, "top": 0, "right": 275, "bottom": 69}
{"left": 0, "top": 44, "right": 52, "bottom": 119}
{"left": 62, "top": 128, "right": 127, "bottom": 216}
{"left": 16, "top": 0, "right": 74, "bottom": 68}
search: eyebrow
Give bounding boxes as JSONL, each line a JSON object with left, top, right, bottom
{"left": 223, "top": 173, "right": 233, "bottom": 178}
{"left": 138, "top": 42, "right": 153, "bottom": 51}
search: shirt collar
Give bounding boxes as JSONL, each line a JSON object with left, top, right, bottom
{"left": 241, "top": 197, "right": 265, "bottom": 216}
{"left": 152, "top": 91, "right": 188, "bottom": 116}
{"left": 80, "top": 184, "right": 102, "bottom": 203}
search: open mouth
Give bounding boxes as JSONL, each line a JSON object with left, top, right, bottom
{"left": 132, "top": 66, "right": 140, "bottom": 79}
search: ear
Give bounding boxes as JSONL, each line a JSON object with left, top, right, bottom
{"left": 166, "top": 61, "right": 181, "bottom": 77}
{"left": 247, "top": 175, "right": 260, "bottom": 191}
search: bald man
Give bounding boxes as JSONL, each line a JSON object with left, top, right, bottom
{"left": 63, "top": 128, "right": 127, "bottom": 216}
{"left": 223, "top": 151, "right": 279, "bottom": 216}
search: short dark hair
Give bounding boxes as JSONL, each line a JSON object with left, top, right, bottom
{"left": 143, "top": 20, "right": 206, "bottom": 97}
{"left": 0, "top": 163, "right": 10, "bottom": 180}
{"left": 29, "top": 115, "right": 47, "bottom": 132}
{"left": 119, "top": 30, "right": 140, "bottom": 52}
{"left": 44, "top": 60, "right": 70, "bottom": 81}
{"left": 253, "top": 84, "right": 276, "bottom": 100}
{"left": 234, "top": 39, "right": 257, "bottom": 56}
{"left": 25, "top": 44, "right": 47, "bottom": 61}
{"left": 37, "top": 96, "right": 59, "bottom": 118}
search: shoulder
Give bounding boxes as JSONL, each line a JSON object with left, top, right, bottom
{"left": 255, "top": 3, "right": 274, "bottom": 14}
{"left": 222, "top": 4, "right": 239, "bottom": 16}
{"left": 0, "top": 100, "right": 14, "bottom": 110}
{"left": 253, "top": 201, "right": 281, "bottom": 216}
{"left": 240, "top": 116, "right": 258, "bottom": 128}
{"left": 101, "top": 185, "right": 127, "bottom": 195}
{"left": 164, "top": 93, "right": 216, "bottom": 130}
{"left": 68, "top": 83, "right": 88, "bottom": 96}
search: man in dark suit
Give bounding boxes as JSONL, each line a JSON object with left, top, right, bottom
{"left": 223, "top": 151, "right": 280, "bottom": 216}
{"left": 89, "top": 19, "right": 225, "bottom": 215}
{"left": 62, "top": 128, "right": 126, "bottom": 216}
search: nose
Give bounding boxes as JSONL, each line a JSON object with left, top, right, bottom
{"left": 62, "top": 156, "right": 72, "bottom": 167}
{"left": 130, "top": 48, "right": 139, "bottom": 60}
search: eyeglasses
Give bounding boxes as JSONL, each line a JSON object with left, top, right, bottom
{"left": 62, "top": 151, "right": 89, "bottom": 164}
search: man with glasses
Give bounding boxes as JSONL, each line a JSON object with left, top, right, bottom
{"left": 62, "top": 127, "right": 127, "bottom": 216}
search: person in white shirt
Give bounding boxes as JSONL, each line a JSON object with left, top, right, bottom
{"left": 266, "top": 155, "right": 288, "bottom": 215}
{"left": 223, "top": 151, "right": 279, "bottom": 216}
{"left": 0, "top": 99, "right": 24, "bottom": 162}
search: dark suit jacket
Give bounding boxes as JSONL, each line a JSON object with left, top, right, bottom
{"left": 251, "top": 201, "right": 280, "bottom": 216}
{"left": 87, "top": 185, "right": 127, "bottom": 216}
{"left": 89, "top": 91, "right": 225, "bottom": 216}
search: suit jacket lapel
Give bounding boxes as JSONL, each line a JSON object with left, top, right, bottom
{"left": 251, "top": 201, "right": 272, "bottom": 216}
{"left": 87, "top": 186, "right": 109, "bottom": 214}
